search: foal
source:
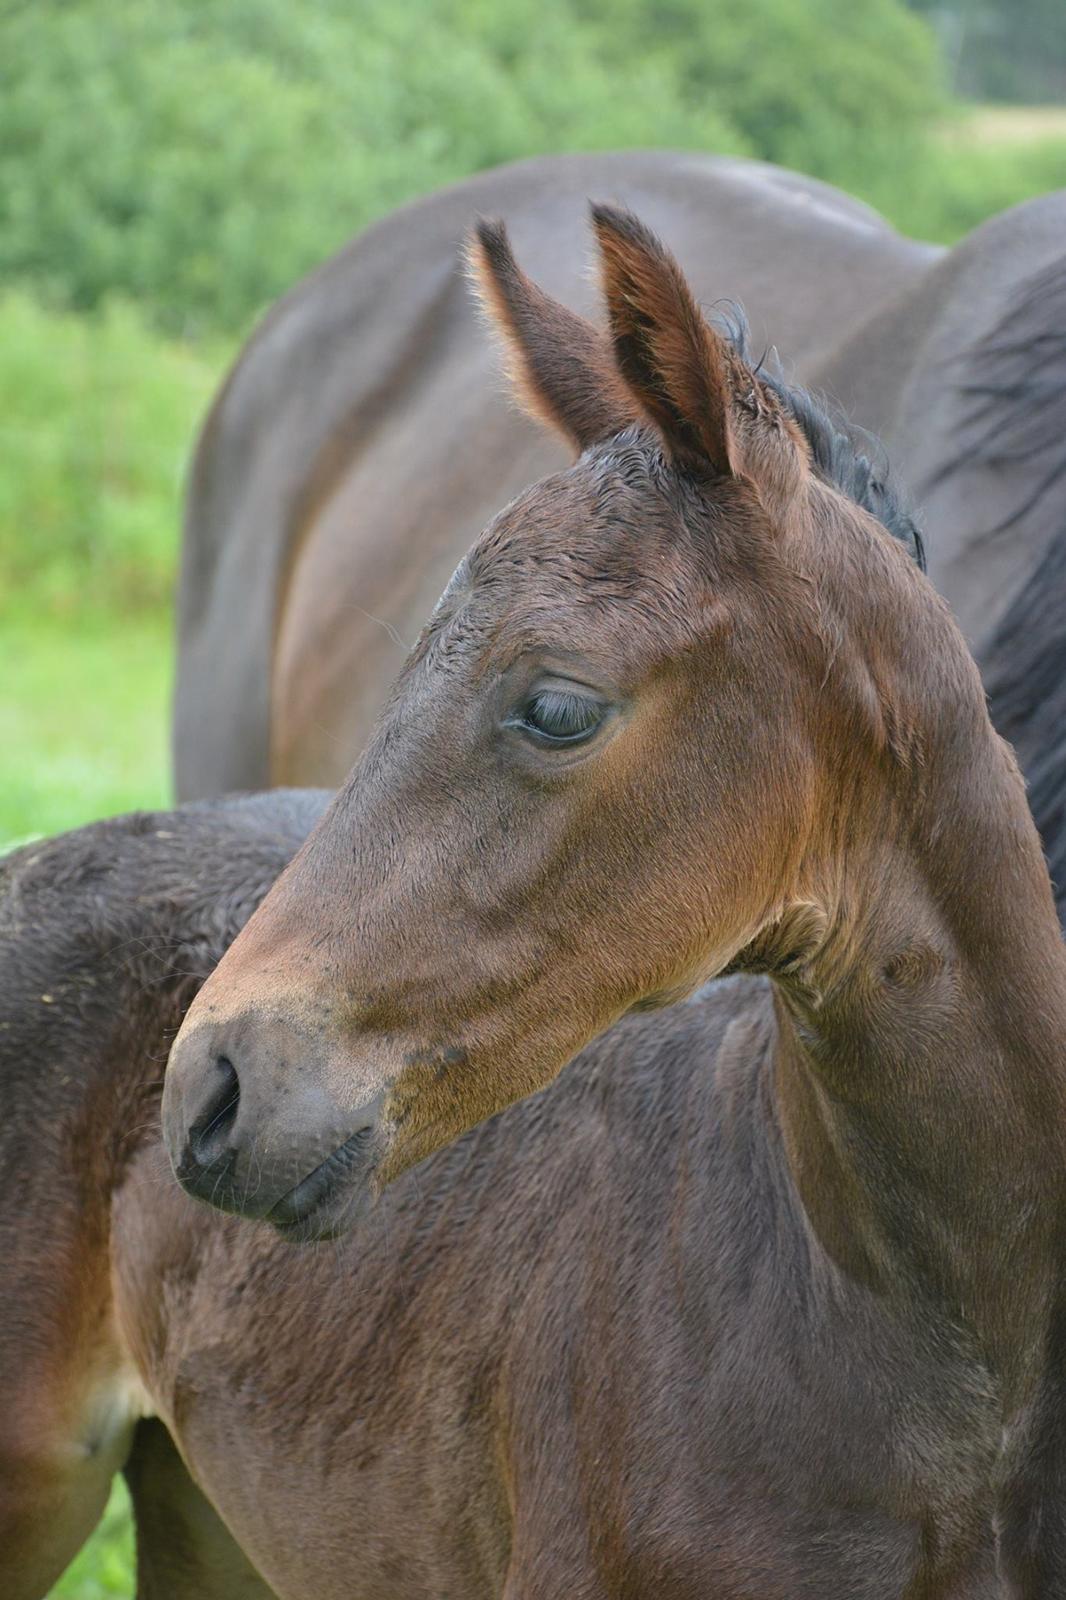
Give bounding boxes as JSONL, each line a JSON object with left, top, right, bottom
{"left": 151, "top": 209, "right": 1066, "bottom": 1594}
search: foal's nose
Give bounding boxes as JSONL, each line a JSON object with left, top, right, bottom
{"left": 162, "top": 1012, "right": 381, "bottom": 1226}
{"left": 183, "top": 1051, "right": 241, "bottom": 1170}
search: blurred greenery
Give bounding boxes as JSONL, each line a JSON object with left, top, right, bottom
{"left": 1, "top": 1, "right": 1063, "bottom": 1592}
{"left": 0, "top": 0, "right": 944, "bottom": 336}
{"left": 2, "top": 608, "right": 171, "bottom": 850}
{"left": 0, "top": 292, "right": 220, "bottom": 615}
{"left": 867, "top": 126, "right": 1066, "bottom": 240}
{"left": 908, "top": 0, "right": 1066, "bottom": 104}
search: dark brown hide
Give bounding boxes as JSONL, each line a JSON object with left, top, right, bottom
{"left": 0, "top": 797, "right": 1032, "bottom": 1598}
{"left": 163, "top": 213, "right": 1066, "bottom": 1596}
{"left": 0, "top": 794, "right": 325, "bottom": 1599}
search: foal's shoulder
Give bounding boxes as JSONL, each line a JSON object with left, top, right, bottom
{"left": 506, "top": 973, "right": 777, "bottom": 1161}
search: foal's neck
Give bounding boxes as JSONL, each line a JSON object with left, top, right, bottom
{"left": 765, "top": 666, "right": 1066, "bottom": 1392}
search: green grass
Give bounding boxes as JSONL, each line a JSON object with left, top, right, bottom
{"left": 0, "top": 291, "right": 223, "bottom": 619}
{"left": 1, "top": 609, "right": 172, "bottom": 850}
{"left": 869, "top": 124, "right": 1066, "bottom": 243}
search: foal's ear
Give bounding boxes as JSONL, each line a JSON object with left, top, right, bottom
{"left": 591, "top": 203, "right": 806, "bottom": 513}
{"left": 468, "top": 218, "right": 633, "bottom": 453}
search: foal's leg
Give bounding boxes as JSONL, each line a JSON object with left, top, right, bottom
{"left": 0, "top": 1343, "right": 139, "bottom": 1599}
{"left": 123, "top": 1419, "right": 278, "bottom": 1600}
{"left": 0, "top": 1428, "right": 124, "bottom": 1600}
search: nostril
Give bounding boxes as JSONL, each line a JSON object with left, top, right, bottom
{"left": 188, "top": 1055, "right": 241, "bottom": 1167}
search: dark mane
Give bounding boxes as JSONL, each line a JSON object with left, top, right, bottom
{"left": 982, "top": 531, "right": 1066, "bottom": 926}
{"left": 933, "top": 260, "right": 1066, "bottom": 925}
{"left": 721, "top": 309, "right": 926, "bottom": 570}
{"left": 934, "top": 258, "right": 1066, "bottom": 537}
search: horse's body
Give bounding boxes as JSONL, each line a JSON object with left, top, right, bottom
{"left": 174, "top": 150, "right": 934, "bottom": 797}
{"left": 159, "top": 211, "right": 1066, "bottom": 1595}
{"left": 0, "top": 796, "right": 1023, "bottom": 1598}
{"left": 173, "top": 155, "right": 1066, "bottom": 921}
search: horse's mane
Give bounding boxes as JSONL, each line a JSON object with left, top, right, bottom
{"left": 934, "top": 259, "right": 1066, "bottom": 925}
{"left": 721, "top": 310, "right": 926, "bottom": 571}
{"left": 982, "top": 528, "right": 1066, "bottom": 926}
{"left": 935, "top": 258, "right": 1066, "bottom": 537}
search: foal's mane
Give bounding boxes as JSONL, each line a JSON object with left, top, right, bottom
{"left": 720, "top": 309, "right": 926, "bottom": 570}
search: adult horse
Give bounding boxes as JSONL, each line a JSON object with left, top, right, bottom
{"left": 173, "top": 155, "right": 1066, "bottom": 917}
{"left": 156, "top": 210, "right": 1066, "bottom": 1595}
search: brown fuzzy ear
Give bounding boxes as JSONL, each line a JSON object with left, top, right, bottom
{"left": 468, "top": 218, "right": 634, "bottom": 453}
{"left": 591, "top": 203, "right": 809, "bottom": 518}
{"left": 591, "top": 202, "right": 739, "bottom": 474}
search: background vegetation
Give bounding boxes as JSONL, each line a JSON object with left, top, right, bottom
{"left": 0, "top": 1, "right": 1062, "bottom": 1591}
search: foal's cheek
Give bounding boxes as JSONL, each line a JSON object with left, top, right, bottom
{"left": 373, "top": 1029, "right": 570, "bottom": 1186}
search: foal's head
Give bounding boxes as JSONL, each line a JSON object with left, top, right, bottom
{"left": 164, "top": 207, "right": 961, "bottom": 1237}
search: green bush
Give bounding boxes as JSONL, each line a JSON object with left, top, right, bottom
{"left": 870, "top": 134, "right": 1066, "bottom": 243}
{"left": 0, "top": 0, "right": 943, "bottom": 337}
{"left": 0, "top": 291, "right": 222, "bottom": 616}
{"left": 906, "top": 0, "right": 1066, "bottom": 104}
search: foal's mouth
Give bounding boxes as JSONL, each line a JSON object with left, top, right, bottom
{"left": 266, "top": 1125, "right": 380, "bottom": 1243}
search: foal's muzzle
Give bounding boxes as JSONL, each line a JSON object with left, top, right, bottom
{"left": 162, "top": 1012, "right": 383, "bottom": 1240}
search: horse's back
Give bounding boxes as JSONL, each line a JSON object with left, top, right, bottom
{"left": 174, "top": 150, "right": 934, "bottom": 798}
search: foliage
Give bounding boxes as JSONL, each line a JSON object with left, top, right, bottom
{"left": 0, "top": 0, "right": 942, "bottom": 336}
{"left": 0, "top": 291, "right": 222, "bottom": 617}
{"left": 906, "top": 0, "right": 1066, "bottom": 103}
{"left": 583, "top": 0, "right": 942, "bottom": 185}
{"left": 871, "top": 131, "right": 1066, "bottom": 243}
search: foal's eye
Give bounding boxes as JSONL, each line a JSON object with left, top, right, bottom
{"left": 513, "top": 687, "right": 606, "bottom": 745}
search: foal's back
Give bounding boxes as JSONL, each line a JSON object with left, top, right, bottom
{"left": 0, "top": 793, "right": 326, "bottom": 1599}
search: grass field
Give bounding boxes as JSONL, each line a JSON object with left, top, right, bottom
{"left": 5, "top": 102, "right": 1065, "bottom": 1595}
{"left": 1, "top": 611, "right": 172, "bottom": 852}
{"left": 952, "top": 103, "right": 1066, "bottom": 145}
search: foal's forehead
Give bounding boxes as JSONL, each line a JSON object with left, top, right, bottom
{"left": 472, "top": 450, "right": 693, "bottom": 585}
{"left": 443, "top": 452, "right": 705, "bottom": 658}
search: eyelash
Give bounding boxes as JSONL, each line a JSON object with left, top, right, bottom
{"left": 514, "top": 688, "right": 605, "bottom": 744}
